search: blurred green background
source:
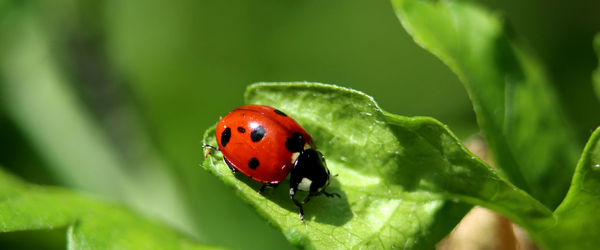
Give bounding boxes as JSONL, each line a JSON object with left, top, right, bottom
{"left": 0, "top": 0, "right": 599, "bottom": 249}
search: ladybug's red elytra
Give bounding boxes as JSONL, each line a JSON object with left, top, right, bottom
{"left": 206, "top": 104, "right": 339, "bottom": 220}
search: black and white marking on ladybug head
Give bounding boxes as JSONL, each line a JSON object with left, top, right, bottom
{"left": 291, "top": 152, "right": 300, "bottom": 165}
{"left": 297, "top": 177, "right": 313, "bottom": 192}
{"left": 221, "top": 127, "right": 231, "bottom": 147}
{"left": 291, "top": 143, "right": 313, "bottom": 165}
{"left": 289, "top": 149, "right": 331, "bottom": 194}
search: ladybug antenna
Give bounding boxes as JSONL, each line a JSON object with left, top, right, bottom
{"left": 202, "top": 144, "right": 219, "bottom": 150}
{"left": 202, "top": 144, "right": 219, "bottom": 158}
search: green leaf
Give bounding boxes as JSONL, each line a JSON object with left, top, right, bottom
{"left": 0, "top": 167, "right": 216, "bottom": 250}
{"left": 202, "top": 82, "right": 553, "bottom": 249}
{"left": 539, "top": 127, "right": 600, "bottom": 249}
{"left": 593, "top": 34, "right": 600, "bottom": 100}
{"left": 391, "top": 0, "right": 580, "bottom": 208}
{"left": 0, "top": 3, "right": 196, "bottom": 237}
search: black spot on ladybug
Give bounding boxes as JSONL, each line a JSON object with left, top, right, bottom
{"left": 221, "top": 127, "right": 231, "bottom": 147}
{"left": 237, "top": 127, "right": 246, "bottom": 133}
{"left": 251, "top": 125, "right": 266, "bottom": 142}
{"left": 248, "top": 157, "right": 260, "bottom": 169}
{"left": 274, "top": 109, "right": 287, "bottom": 117}
{"left": 285, "top": 132, "right": 304, "bottom": 152}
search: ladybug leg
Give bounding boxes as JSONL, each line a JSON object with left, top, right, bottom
{"left": 258, "top": 184, "right": 267, "bottom": 194}
{"left": 289, "top": 187, "right": 305, "bottom": 221}
{"left": 223, "top": 158, "right": 237, "bottom": 173}
{"left": 259, "top": 182, "right": 279, "bottom": 195}
{"left": 322, "top": 191, "right": 341, "bottom": 198}
{"left": 302, "top": 193, "right": 313, "bottom": 204}
{"left": 226, "top": 163, "right": 237, "bottom": 173}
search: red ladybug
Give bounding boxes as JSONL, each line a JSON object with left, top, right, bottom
{"left": 206, "top": 105, "right": 339, "bottom": 220}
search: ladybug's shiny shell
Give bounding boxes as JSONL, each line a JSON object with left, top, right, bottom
{"left": 215, "top": 105, "right": 314, "bottom": 185}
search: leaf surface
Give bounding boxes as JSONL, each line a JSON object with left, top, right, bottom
{"left": 0, "top": 167, "right": 215, "bottom": 250}
{"left": 391, "top": 0, "right": 580, "bottom": 207}
{"left": 541, "top": 127, "right": 600, "bottom": 249}
{"left": 202, "top": 82, "right": 553, "bottom": 249}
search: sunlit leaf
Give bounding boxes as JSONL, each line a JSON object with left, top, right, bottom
{"left": 202, "top": 82, "right": 553, "bottom": 249}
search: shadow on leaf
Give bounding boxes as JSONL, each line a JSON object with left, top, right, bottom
{"left": 232, "top": 171, "right": 353, "bottom": 226}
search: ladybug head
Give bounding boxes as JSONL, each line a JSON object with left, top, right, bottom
{"left": 289, "top": 149, "right": 331, "bottom": 194}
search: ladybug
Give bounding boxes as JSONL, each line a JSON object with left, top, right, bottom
{"left": 205, "top": 104, "right": 339, "bottom": 220}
